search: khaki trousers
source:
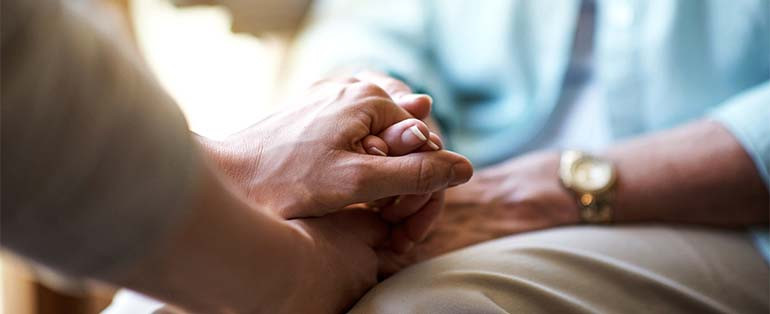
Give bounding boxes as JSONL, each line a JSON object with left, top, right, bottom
{"left": 351, "top": 225, "right": 769, "bottom": 314}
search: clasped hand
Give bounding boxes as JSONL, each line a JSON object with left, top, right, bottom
{"left": 197, "top": 74, "right": 472, "bottom": 312}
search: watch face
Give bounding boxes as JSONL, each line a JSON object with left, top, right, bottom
{"left": 571, "top": 157, "right": 614, "bottom": 192}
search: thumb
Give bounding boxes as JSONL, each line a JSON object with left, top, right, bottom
{"left": 348, "top": 151, "right": 473, "bottom": 200}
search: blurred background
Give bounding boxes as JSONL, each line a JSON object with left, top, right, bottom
{"left": 2, "top": 0, "right": 307, "bottom": 312}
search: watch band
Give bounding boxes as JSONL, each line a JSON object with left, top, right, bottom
{"left": 577, "top": 190, "right": 613, "bottom": 224}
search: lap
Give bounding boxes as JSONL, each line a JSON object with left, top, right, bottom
{"left": 351, "top": 225, "right": 769, "bottom": 314}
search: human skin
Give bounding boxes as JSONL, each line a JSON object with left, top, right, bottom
{"left": 336, "top": 72, "right": 453, "bottom": 255}
{"left": 104, "top": 64, "right": 470, "bottom": 314}
{"left": 199, "top": 72, "right": 459, "bottom": 255}
{"left": 378, "top": 119, "right": 769, "bottom": 272}
{"left": 196, "top": 76, "right": 471, "bottom": 220}
{"left": 130, "top": 78, "right": 473, "bottom": 313}
{"left": 133, "top": 74, "right": 457, "bottom": 313}
{"left": 110, "top": 154, "right": 390, "bottom": 313}
{"left": 2, "top": 1, "right": 474, "bottom": 312}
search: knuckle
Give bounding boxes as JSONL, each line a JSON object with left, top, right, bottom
{"left": 338, "top": 82, "right": 392, "bottom": 113}
{"left": 414, "top": 158, "right": 439, "bottom": 194}
{"left": 366, "top": 96, "right": 398, "bottom": 113}
{"left": 351, "top": 81, "right": 389, "bottom": 98}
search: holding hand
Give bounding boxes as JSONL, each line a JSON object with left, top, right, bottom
{"left": 198, "top": 77, "right": 472, "bottom": 219}
{"left": 378, "top": 151, "right": 580, "bottom": 274}
{"left": 145, "top": 76, "right": 473, "bottom": 313}
{"left": 284, "top": 210, "right": 388, "bottom": 313}
{"left": 350, "top": 72, "right": 455, "bottom": 260}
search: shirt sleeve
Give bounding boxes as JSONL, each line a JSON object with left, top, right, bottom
{"left": 710, "top": 80, "right": 770, "bottom": 191}
{"left": 1, "top": 0, "right": 200, "bottom": 278}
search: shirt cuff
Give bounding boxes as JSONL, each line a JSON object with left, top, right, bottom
{"left": 709, "top": 81, "right": 770, "bottom": 191}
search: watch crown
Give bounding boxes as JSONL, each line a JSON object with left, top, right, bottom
{"left": 579, "top": 193, "right": 594, "bottom": 206}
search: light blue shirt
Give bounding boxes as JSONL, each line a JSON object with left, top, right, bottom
{"left": 290, "top": 0, "right": 770, "bottom": 260}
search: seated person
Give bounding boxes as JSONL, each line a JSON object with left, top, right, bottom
{"left": 286, "top": 0, "right": 770, "bottom": 312}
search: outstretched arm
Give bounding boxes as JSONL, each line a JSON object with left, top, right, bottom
{"left": 406, "top": 116, "right": 769, "bottom": 269}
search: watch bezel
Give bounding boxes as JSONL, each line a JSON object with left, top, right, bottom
{"left": 569, "top": 156, "right": 616, "bottom": 194}
{"left": 560, "top": 151, "right": 617, "bottom": 194}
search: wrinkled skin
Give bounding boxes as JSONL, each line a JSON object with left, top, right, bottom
{"left": 378, "top": 151, "right": 580, "bottom": 275}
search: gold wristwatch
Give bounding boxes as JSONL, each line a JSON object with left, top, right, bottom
{"left": 559, "top": 150, "right": 616, "bottom": 224}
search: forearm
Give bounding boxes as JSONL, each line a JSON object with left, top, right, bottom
{"left": 109, "top": 153, "right": 306, "bottom": 313}
{"left": 2, "top": 0, "right": 199, "bottom": 275}
{"left": 2, "top": 2, "right": 307, "bottom": 311}
{"left": 607, "top": 119, "right": 769, "bottom": 227}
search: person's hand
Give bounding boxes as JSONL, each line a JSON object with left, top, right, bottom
{"left": 150, "top": 210, "right": 389, "bottom": 314}
{"left": 377, "top": 151, "right": 581, "bottom": 275}
{"left": 352, "top": 71, "right": 450, "bottom": 254}
{"left": 284, "top": 210, "right": 389, "bottom": 313}
{"left": 198, "top": 77, "right": 472, "bottom": 219}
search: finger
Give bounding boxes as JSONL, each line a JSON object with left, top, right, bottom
{"left": 362, "top": 135, "right": 389, "bottom": 156}
{"left": 417, "top": 132, "right": 443, "bottom": 152}
{"left": 403, "top": 190, "right": 444, "bottom": 242}
{"left": 354, "top": 71, "right": 432, "bottom": 119}
{"left": 378, "top": 118, "right": 433, "bottom": 156}
{"left": 396, "top": 94, "right": 432, "bottom": 120}
{"left": 380, "top": 194, "right": 431, "bottom": 223}
{"left": 359, "top": 137, "right": 394, "bottom": 214}
{"left": 347, "top": 150, "right": 473, "bottom": 200}
{"left": 329, "top": 210, "right": 389, "bottom": 247}
{"left": 355, "top": 71, "right": 413, "bottom": 99}
{"left": 386, "top": 191, "right": 443, "bottom": 253}
{"left": 342, "top": 82, "right": 415, "bottom": 135}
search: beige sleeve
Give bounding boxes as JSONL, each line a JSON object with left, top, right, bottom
{"left": 1, "top": 0, "right": 200, "bottom": 278}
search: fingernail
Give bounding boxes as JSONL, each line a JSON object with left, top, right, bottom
{"left": 408, "top": 125, "right": 428, "bottom": 141}
{"left": 369, "top": 146, "right": 387, "bottom": 156}
{"left": 427, "top": 140, "right": 440, "bottom": 151}
{"left": 450, "top": 162, "right": 473, "bottom": 185}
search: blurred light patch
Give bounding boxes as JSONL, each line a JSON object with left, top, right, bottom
{"left": 132, "top": 0, "right": 283, "bottom": 139}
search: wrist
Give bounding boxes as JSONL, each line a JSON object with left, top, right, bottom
{"left": 544, "top": 152, "right": 582, "bottom": 225}
{"left": 265, "top": 220, "right": 316, "bottom": 313}
{"left": 194, "top": 134, "right": 265, "bottom": 193}
{"left": 195, "top": 135, "right": 235, "bottom": 171}
{"left": 554, "top": 186, "right": 582, "bottom": 225}
{"left": 112, "top": 159, "right": 304, "bottom": 313}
